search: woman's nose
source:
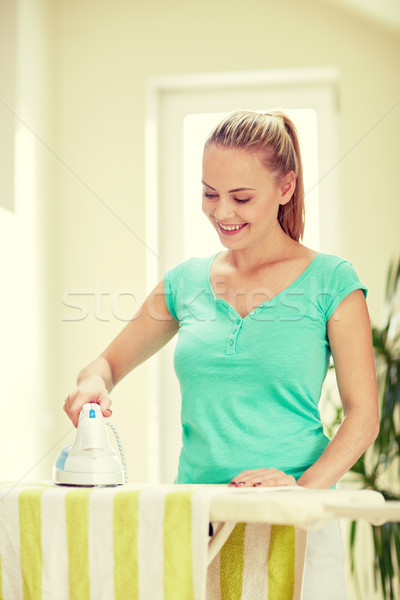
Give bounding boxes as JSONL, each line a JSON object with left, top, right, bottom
{"left": 212, "top": 197, "right": 236, "bottom": 221}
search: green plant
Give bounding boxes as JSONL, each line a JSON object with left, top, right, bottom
{"left": 326, "top": 258, "right": 400, "bottom": 600}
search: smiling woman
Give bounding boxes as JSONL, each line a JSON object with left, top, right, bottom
{"left": 63, "top": 108, "right": 379, "bottom": 600}
{"left": 161, "top": 110, "right": 378, "bottom": 597}
{"left": 164, "top": 110, "right": 377, "bottom": 491}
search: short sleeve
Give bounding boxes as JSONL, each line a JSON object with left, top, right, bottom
{"left": 163, "top": 268, "right": 178, "bottom": 321}
{"left": 324, "top": 261, "right": 368, "bottom": 321}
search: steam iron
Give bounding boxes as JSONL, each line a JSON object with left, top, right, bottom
{"left": 53, "top": 403, "right": 126, "bottom": 486}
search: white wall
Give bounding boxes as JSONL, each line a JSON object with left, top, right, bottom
{"left": 0, "top": 0, "right": 56, "bottom": 481}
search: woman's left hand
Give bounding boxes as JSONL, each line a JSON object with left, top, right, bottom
{"left": 228, "top": 468, "right": 297, "bottom": 487}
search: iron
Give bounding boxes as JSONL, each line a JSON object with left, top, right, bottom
{"left": 53, "top": 403, "right": 126, "bottom": 486}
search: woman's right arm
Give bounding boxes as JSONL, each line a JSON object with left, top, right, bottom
{"left": 63, "top": 278, "right": 179, "bottom": 426}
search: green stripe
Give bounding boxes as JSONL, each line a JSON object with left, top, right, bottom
{"left": 19, "top": 488, "right": 47, "bottom": 600}
{"left": 113, "top": 490, "right": 141, "bottom": 600}
{"left": 65, "top": 489, "right": 92, "bottom": 600}
{"left": 164, "top": 491, "right": 194, "bottom": 600}
{"left": 267, "top": 525, "right": 295, "bottom": 600}
{"left": 220, "top": 522, "right": 246, "bottom": 600}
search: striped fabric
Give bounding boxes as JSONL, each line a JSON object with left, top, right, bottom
{"left": 207, "top": 523, "right": 307, "bottom": 600}
{"left": 0, "top": 483, "right": 306, "bottom": 600}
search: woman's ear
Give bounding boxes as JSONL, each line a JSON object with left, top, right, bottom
{"left": 279, "top": 171, "right": 296, "bottom": 205}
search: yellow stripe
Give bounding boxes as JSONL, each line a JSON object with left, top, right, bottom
{"left": 164, "top": 490, "right": 194, "bottom": 600}
{"left": 267, "top": 525, "right": 295, "bottom": 600}
{"left": 65, "top": 489, "right": 92, "bottom": 600}
{"left": 220, "top": 522, "right": 246, "bottom": 600}
{"left": 113, "top": 490, "right": 141, "bottom": 600}
{"left": 0, "top": 554, "right": 3, "bottom": 600}
{"left": 19, "top": 488, "right": 47, "bottom": 600}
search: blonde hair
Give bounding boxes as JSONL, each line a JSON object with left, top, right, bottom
{"left": 205, "top": 110, "right": 305, "bottom": 241}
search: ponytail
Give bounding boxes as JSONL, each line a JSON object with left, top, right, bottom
{"left": 275, "top": 112, "right": 305, "bottom": 242}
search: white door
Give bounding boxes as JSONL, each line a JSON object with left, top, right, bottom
{"left": 146, "top": 69, "right": 339, "bottom": 482}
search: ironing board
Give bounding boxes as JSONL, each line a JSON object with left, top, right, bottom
{"left": 206, "top": 486, "right": 398, "bottom": 563}
{"left": 0, "top": 484, "right": 397, "bottom": 565}
{"left": 0, "top": 482, "right": 398, "bottom": 600}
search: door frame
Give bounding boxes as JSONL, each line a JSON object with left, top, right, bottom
{"left": 145, "top": 67, "right": 340, "bottom": 482}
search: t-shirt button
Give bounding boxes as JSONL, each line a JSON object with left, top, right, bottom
{"left": 228, "top": 339, "right": 234, "bottom": 346}
{"left": 232, "top": 327, "right": 237, "bottom": 334}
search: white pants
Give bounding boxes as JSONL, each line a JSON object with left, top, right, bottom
{"left": 301, "top": 519, "right": 347, "bottom": 600}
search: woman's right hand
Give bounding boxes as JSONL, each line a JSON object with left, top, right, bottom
{"left": 63, "top": 374, "right": 112, "bottom": 427}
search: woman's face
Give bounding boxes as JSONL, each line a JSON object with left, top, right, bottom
{"left": 202, "top": 145, "right": 286, "bottom": 250}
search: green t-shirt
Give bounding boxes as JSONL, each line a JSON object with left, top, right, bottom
{"left": 163, "top": 252, "right": 367, "bottom": 484}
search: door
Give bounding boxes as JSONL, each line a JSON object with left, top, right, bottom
{"left": 146, "top": 69, "right": 339, "bottom": 482}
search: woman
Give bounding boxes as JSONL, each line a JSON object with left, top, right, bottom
{"left": 64, "top": 111, "right": 379, "bottom": 596}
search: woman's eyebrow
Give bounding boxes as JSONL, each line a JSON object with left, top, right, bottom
{"left": 201, "top": 180, "right": 256, "bottom": 193}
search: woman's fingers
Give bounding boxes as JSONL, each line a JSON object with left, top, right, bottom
{"left": 98, "top": 390, "right": 113, "bottom": 418}
{"left": 63, "top": 395, "right": 85, "bottom": 428}
{"left": 228, "top": 469, "right": 297, "bottom": 487}
{"left": 63, "top": 379, "right": 112, "bottom": 427}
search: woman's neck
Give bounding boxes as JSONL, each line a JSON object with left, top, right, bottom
{"left": 224, "top": 225, "right": 299, "bottom": 274}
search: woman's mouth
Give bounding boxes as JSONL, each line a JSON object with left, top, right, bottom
{"left": 216, "top": 221, "right": 248, "bottom": 236}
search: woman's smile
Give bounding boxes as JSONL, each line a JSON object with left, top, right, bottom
{"left": 216, "top": 220, "right": 249, "bottom": 235}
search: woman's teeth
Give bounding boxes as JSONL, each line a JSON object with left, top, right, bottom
{"left": 216, "top": 221, "right": 248, "bottom": 236}
{"left": 218, "top": 222, "right": 247, "bottom": 231}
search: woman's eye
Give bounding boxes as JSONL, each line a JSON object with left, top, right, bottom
{"left": 203, "top": 192, "right": 251, "bottom": 204}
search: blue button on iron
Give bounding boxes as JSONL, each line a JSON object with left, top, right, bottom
{"left": 89, "top": 409, "right": 96, "bottom": 418}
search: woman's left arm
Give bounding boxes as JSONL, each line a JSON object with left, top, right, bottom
{"left": 297, "top": 288, "right": 379, "bottom": 489}
{"left": 229, "top": 289, "right": 379, "bottom": 489}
